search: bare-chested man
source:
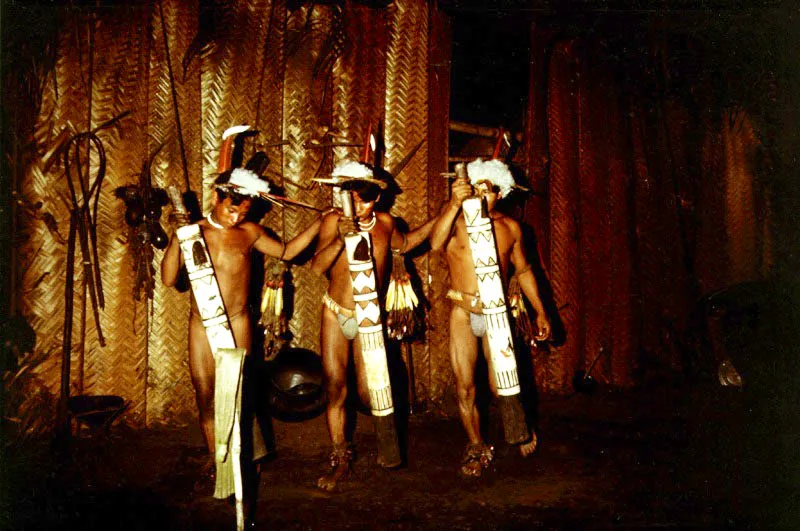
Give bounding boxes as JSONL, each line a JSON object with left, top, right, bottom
{"left": 310, "top": 161, "right": 438, "bottom": 491}
{"left": 430, "top": 158, "right": 551, "bottom": 477}
{"left": 161, "top": 168, "right": 324, "bottom": 462}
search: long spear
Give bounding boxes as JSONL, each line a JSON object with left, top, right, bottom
{"left": 158, "top": 0, "right": 191, "bottom": 191}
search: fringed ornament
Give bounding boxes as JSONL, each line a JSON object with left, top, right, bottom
{"left": 258, "top": 259, "right": 289, "bottom": 361}
{"left": 507, "top": 275, "right": 537, "bottom": 348}
{"left": 385, "top": 251, "right": 421, "bottom": 340}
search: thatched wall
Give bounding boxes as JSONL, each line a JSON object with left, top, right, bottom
{"left": 10, "top": 0, "right": 449, "bottom": 429}
{"left": 523, "top": 24, "right": 774, "bottom": 392}
{"left": 4, "top": 1, "right": 782, "bottom": 431}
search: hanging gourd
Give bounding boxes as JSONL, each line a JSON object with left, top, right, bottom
{"left": 114, "top": 145, "right": 170, "bottom": 301}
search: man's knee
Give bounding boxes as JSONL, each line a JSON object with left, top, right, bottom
{"left": 356, "top": 386, "right": 370, "bottom": 408}
{"left": 196, "top": 404, "right": 214, "bottom": 425}
{"left": 326, "top": 376, "right": 347, "bottom": 406}
{"left": 191, "top": 376, "right": 213, "bottom": 407}
{"left": 456, "top": 380, "right": 476, "bottom": 404}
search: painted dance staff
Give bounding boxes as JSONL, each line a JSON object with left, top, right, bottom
{"left": 311, "top": 159, "right": 438, "bottom": 491}
{"left": 430, "top": 158, "right": 551, "bottom": 478}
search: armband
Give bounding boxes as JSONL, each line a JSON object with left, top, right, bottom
{"left": 390, "top": 231, "right": 408, "bottom": 255}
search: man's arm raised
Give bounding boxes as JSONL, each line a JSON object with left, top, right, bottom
{"left": 509, "top": 221, "right": 551, "bottom": 341}
{"left": 391, "top": 214, "right": 439, "bottom": 255}
{"left": 430, "top": 177, "right": 473, "bottom": 251}
{"left": 310, "top": 211, "right": 351, "bottom": 276}
{"left": 251, "top": 211, "right": 327, "bottom": 262}
{"left": 250, "top": 223, "right": 287, "bottom": 259}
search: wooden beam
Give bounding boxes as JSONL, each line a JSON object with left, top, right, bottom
{"left": 448, "top": 120, "right": 523, "bottom": 142}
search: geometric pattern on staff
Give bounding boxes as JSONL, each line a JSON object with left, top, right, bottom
{"left": 462, "top": 196, "right": 521, "bottom": 396}
{"left": 345, "top": 232, "right": 394, "bottom": 416}
{"left": 177, "top": 225, "right": 236, "bottom": 348}
{"left": 171, "top": 220, "right": 266, "bottom": 502}
{"left": 174, "top": 224, "right": 243, "bottom": 500}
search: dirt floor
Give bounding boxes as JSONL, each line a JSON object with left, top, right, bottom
{"left": 4, "top": 375, "right": 798, "bottom": 531}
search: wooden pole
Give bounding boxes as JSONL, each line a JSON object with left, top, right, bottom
{"left": 449, "top": 120, "right": 523, "bottom": 142}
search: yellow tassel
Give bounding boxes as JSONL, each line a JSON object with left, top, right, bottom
{"left": 274, "top": 285, "right": 283, "bottom": 317}
{"left": 386, "top": 251, "right": 424, "bottom": 341}
{"left": 260, "top": 260, "right": 289, "bottom": 360}
{"left": 386, "top": 278, "right": 397, "bottom": 311}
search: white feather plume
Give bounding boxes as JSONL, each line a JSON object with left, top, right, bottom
{"left": 227, "top": 168, "right": 270, "bottom": 196}
{"left": 331, "top": 160, "right": 374, "bottom": 179}
{"left": 466, "top": 158, "right": 515, "bottom": 198}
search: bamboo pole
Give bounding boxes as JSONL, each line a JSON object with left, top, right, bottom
{"left": 449, "top": 120, "right": 523, "bottom": 142}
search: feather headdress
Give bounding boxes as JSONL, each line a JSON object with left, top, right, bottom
{"left": 466, "top": 158, "right": 515, "bottom": 199}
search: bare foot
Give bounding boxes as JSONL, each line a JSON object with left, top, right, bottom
{"left": 376, "top": 451, "right": 402, "bottom": 469}
{"left": 519, "top": 431, "right": 538, "bottom": 457}
{"left": 194, "top": 458, "right": 215, "bottom": 495}
{"left": 316, "top": 444, "right": 353, "bottom": 492}
{"left": 459, "top": 442, "right": 495, "bottom": 478}
{"left": 317, "top": 463, "right": 350, "bottom": 491}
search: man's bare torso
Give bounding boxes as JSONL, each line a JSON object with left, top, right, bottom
{"left": 446, "top": 213, "right": 516, "bottom": 293}
{"left": 326, "top": 211, "right": 394, "bottom": 308}
{"left": 189, "top": 219, "right": 258, "bottom": 320}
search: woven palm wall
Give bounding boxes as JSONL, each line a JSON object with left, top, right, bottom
{"left": 332, "top": 3, "right": 388, "bottom": 166}
{"left": 147, "top": 0, "right": 202, "bottom": 427}
{"left": 576, "top": 50, "right": 613, "bottom": 386}
{"left": 542, "top": 41, "right": 581, "bottom": 393}
{"left": 694, "top": 115, "right": 729, "bottom": 296}
{"left": 522, "top": 22, "right": 551, "bottom": 269}
{"left": 383, "top": 0, "right": 434, "bottom": 403}
{"left": 21, "top": 5, "right": 160, "bottom": 427}
{"left": 15, "top": 2, "right": 772, "bottom": 419}
{"left": 574, "top": 52, "right": 638, "bottom": 385}
{"left": 425, "top": 7, "right": 453, "bottom": 405}
{"left": 722, "top": 109, "right": 763, "bottom": 284}
{"left": 281, "top": 4, "right": 335, "bottom": 352}
{"left": 604, "top": 71, "right": 636, "bottom": 384}
{"left": 530, "top": 33, "right": 771, "bottom": 390}
{"left": 13, "top": 0, "right": 450, "bottom": 429}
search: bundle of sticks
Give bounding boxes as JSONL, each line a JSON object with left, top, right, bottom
{"left": 258, "top": 260, "right": 289, "bottom": 361}
{"left": 385, "top": 252, "right": 422, "bottom": 341}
